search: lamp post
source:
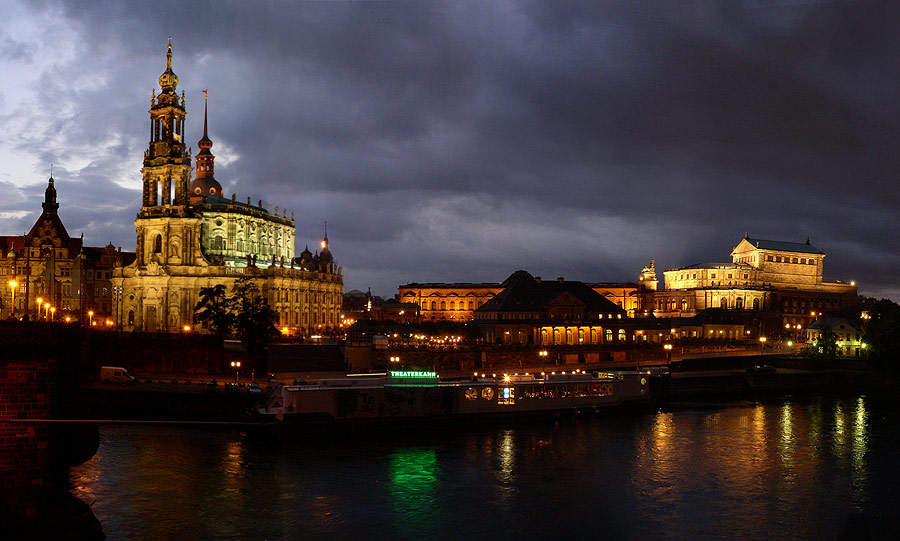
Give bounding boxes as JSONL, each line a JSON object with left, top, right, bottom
{"left": 231, "top": 361, "right": 241, "bottom": 384}
{"left": 36, "top": 297, "right": 43, "bottom": 321}
{"left": 8, "top": 280, "right": 17, "bottom": 319}
{"left": 43, "top": 302, "right": 50, "bottom": 321}
{"left": 539, "top": 349, "right": 548, "bottom": 373}
{"left": 50, "top": 307, "right": 56, "bottom": 322}
{"left": 664, "top": 343, "right": 673, "bottom": 363}
{"left": 759, "top": 336, "right": 767, "bottom": 355}
{"left": 88, "top": 310, "right": 94, "bottom": 327}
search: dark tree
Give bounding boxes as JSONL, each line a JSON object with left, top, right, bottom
{"left": 229, "top": 277, "right": 278, "bottom": 351}
{"left": 194, "top": 284, "right": 233, "bottom": 336}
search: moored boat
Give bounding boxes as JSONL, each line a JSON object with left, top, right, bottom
{"left": 262, "top": 369, "right": 650, "bottom": 423}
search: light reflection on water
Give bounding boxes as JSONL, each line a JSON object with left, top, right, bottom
{"left": 70, "top": 394, "right": 899, "bottom": 539}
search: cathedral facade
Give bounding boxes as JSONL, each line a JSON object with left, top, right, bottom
{"left": 112, "top": 42, "right": 342, "bottom": 334}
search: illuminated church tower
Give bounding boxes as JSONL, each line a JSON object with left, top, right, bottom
{"left": 114, "top": 41, "right": 343, "bottom": 335}
{"left": 134, "top": 39, "right": 201, "bottom": 269}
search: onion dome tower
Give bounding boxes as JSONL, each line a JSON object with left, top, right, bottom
{"left": 189, "top": 90, "right": 223, "bottom": 203}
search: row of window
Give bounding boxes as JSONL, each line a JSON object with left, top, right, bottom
{"left": 422, "top": 300, "right": 484, "bottom": 311}
{"left": 766, "top": 254, "right": 816, "bottom": 265}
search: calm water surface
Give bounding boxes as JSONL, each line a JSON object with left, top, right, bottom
{"left": 70, "top": 393, "right": 900, "bottom": 539}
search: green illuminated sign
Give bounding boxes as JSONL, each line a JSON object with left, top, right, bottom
{"left": 390, "top": 370, "right": 438, "bottom": 379}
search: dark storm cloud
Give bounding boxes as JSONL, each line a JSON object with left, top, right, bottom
{"left": 4, "top": 0, "right": 899, "bottom": 298}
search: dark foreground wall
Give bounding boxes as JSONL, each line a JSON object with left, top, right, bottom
{"left": 0, "top": 323, "right": 101, "bottom": 535}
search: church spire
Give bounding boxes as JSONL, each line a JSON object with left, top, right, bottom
{"left": 43, "top": 175, "right": 59, "bottom": 213}
{"left": 190, "top": 89, "right": 223, "bottom": 202}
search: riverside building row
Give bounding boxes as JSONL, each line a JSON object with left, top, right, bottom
{"left": 396, "top": 234, "right": 858, "bottom": 341}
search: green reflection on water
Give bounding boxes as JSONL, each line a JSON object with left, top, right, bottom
{"left": 389, "top": 448, "right": 440, "bottom": 536}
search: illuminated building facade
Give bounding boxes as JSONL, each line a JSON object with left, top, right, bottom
{"left": 398, "top": 281, "right": 503, "bottom": 321}
{"left": 806, "top": 317, "right": 864, "bottom": 357}
{"left": 649, "top": 235, "right": 857, "bottom": 330}
{"left": 0, "top": 178, "right": 134, "bottom": 322}
{"left": 473, "top": 271, "right": 630, "bottom": 346}
{"left": 399, "top": 275, "right": 641, "bottom": 321}
{"left": 113, "top": 42, "right": 342, "bottom": 333}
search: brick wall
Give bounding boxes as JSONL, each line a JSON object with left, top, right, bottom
{"left": 0, "top": 336, "right": 79, "bottom": 522}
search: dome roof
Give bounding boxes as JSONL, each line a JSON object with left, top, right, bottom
{"left": 190, "top": 177, "right": 223, "bottom": 197}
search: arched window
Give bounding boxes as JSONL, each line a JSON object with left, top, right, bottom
{"left": 753, "top": 298, "right": 760, "bottom": 310}
{"left": 605, "top": 329, "right": 613, "bottom": 342}
{"left": 681, "top": 299, "right": 688, "bottom": 311}
{"left": 618, "top": 329, "right": 626, "bottom": 342}
{"left": 720, "top": 298, "right": 728, "bottom": 309}
{"left": 128, "top": 310, "right": 135, "bottom": 326}
{"left": 468, "top": 301, "right": 474, "bottom": 310}
{"left": 449, "top": 301, "right": 455, "bottom": 311}
{"left": 735, "top": 298, "right": 743, "bottom": 310}
{"left": 440, "top": 301, "right": 446, "bottom": 311}
{"left": 430, "top": 301, "right": 436, "bottom": 311}
{"left": 153, "top": 234, "right": 162, "bottom": 253}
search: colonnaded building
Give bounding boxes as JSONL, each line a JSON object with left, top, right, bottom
{"left": 112, "top": 42, "right": 342, "bottom": 333}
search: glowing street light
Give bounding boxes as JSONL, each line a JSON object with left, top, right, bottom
{"left": 759, "top": 336, "right": 767, "bottom": 354}
{"left": 36, "top": 297, "right": 43, "bottom": 319}
{"left": 43, "top": 302, "right": 50, "bottom": 321}
{"left": 50, "top": 307, "right": 56, "bottom": 321}
{"left": 7, "top": 280, "right": 17, "bottom": 318}
{"left": 88, "top": 310, "right": 94, "bottom": 326}
{"left": 231, "top": 361, "right": 241, "bottom": 383}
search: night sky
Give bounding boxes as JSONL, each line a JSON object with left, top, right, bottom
{"left": 1, "top": 1, "right": 897, "bottom": 300}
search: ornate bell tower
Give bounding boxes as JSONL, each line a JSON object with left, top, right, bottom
{"left": 133, "top": 39, "right": 201, "bottom": 269}
{"left": 141, "top": 38, "right": 192, "bottom": 210}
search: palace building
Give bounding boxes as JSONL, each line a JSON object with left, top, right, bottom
{"left": 112, "top": 42, "right": 342, "bottom": 333}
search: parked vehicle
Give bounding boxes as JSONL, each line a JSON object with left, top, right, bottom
{"left": 747, "top": 364, "right": 776, "bottom": 375}
{"left": 247, "top": 383, "right": 262, "bottom": 395}
{"left": 100, "top": 366, "right": 135, "bottom": 384}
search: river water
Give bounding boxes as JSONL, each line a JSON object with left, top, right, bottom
{"left": 70, "top": 393, "right": 900, "bottom": 540}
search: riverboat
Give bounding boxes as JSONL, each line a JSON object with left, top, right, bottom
{"left": 262, "top": 369, "right": 650, "bottom": 422}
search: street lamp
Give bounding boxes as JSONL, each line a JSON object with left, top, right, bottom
{"left": 50, "top": 307, "right": 56, "bottom": 322}
{"left": 664, "top": 343, "right": 673, "bottom": 363}
{"left": 8, "top": 280, "right": 17, "bottom": 319}
{"left": 389, "top": 355, "right": 401, "bottom": 363}
{"left": 231, "top": 361, "right": 241, "bottom": 384}
{"left": 36, "top": 297, "right": 43, "bottom": 320}
{"left": 88, "top": 310, "right": 94, "bottom": 327}
{"left": 43, "top": 302, "right": 50, "bottom": 321}
{"left": 759, "top": 336, "right": 767, "bottom": 355}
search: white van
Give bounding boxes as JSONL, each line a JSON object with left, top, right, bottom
{"left": 100, "top": 366, "right": 136, "bottom": 384}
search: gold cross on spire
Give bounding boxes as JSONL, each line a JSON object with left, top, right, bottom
{"left": 203, "top": 88, "right": 208, "bottom": 100}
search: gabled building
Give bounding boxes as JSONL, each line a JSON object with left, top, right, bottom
{"left": 473, "top": 270, "right": 629, "bottom": 346}
{"left": 806, "top": 317, "right": 864, "bottom": 357}
{"left": 1, "top": 177, "right": 134, "bottom": 322}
